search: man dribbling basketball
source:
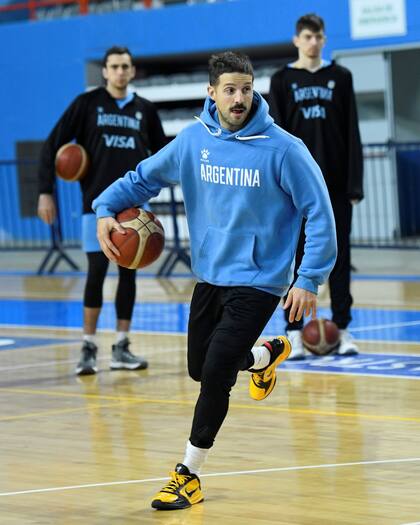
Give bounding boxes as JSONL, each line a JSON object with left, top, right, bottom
{"left": 37, "top": 46, "right": 167, "bottom": 375}
{"left": 94, "top": 51, "right": 337, "bottom": 509}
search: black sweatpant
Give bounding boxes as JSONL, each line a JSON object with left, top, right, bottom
{"left": 187, "top": 283, "right": 280, "bottom": 449}
{"left": 83, "top": 251, "right": 137, "bottom": 321}
{"left": 284, "top": 192, "right": 353, "bottom": 330}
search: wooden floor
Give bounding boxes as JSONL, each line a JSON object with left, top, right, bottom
{"left": 1, "top": 249, "right": 420, "bottom": 524}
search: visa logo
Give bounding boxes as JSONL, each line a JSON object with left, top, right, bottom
{"left": 103, "top": 134, "right": 136, "bottom": 149}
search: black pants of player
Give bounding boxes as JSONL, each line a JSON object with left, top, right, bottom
{"left": 83, "top": 251, "right": 136, "bottom": 320}
{"left": 187, "top": 283, "right": 280, "bottom": 449}
{"left": 284, "top": 192, "right": 353, "bottom": 331}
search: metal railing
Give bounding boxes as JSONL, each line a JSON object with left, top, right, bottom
{"left": 0, "top": 142, "right": 419, "bottom": 270}
{"left": 0, "top": 159, "right": 190, "bottom": 274}
{"left": 353, "top": 142, "right": 420, "bottom": 248}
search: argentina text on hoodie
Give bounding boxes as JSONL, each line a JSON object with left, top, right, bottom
{"left": 93, "top": 92, "right": 337, "bottom": 297}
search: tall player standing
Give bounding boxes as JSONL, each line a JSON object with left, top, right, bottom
{"left": 269, "top": 14, "right": 364, "bottom": 359}
{"left": 37, "top": 46, "right": 167, "bottom": 375}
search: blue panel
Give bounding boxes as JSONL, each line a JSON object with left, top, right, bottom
{"left": 396, "top": 150, "right": 420, "bottom": 236}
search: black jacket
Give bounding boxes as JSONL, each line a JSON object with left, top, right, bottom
{"left": 38, "top": 87, "right": 167, "bottom": 213}
{"left": 269, "top": 62, "right": 363, "bottom": 201}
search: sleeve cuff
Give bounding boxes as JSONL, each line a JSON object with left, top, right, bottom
{"left": 95, "top": 205, "right": 116, "bottom": 218}
{"left": 294, "top": 276, "right": 318, "bottom": 295}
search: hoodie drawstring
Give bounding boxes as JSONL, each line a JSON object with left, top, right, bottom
{"left": 235, "top": 134, "right": 270, "bottom": 140}
{"left": 194, "top": 116, "right": 222, "bottom": 136}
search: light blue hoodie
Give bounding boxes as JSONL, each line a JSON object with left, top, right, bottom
{"left": 93, "top": 92, "right": 337, "bottom": 296}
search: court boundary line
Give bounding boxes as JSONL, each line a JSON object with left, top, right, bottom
{"left": 0, "top": 322, "right": 420, "bottom": 347}
{"left": 2, "top": 354, "right": 420, "bottom": 376}
{"left": 283, "top": 368, "right": 420, "bottom": 381}
{"left": 1, "top": 457, "right": 419, "bottom": 497}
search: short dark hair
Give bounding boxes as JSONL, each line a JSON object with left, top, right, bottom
{"left": 102, "top": 46, "right": 133, "bottom": 66}
{"left": 296, "top": 13, "right": 325, "bottom": 35}
{"left": 208, "top": 51, "right": 254, "bottom": 86}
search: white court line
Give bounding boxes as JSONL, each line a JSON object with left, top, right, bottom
{"left": 0, "top": 339, "right": 15, "bottom": 347}
{"left": 1, "top": 321, "right": 419, "bottom": 345}
{"left": 0, "top": 323, "right": 188, "bottom": 337}
{"left": 7, "top": 355, "right": 420, "bottom": 377}
{"left": 283, "top": 368, "right": 420, "bottom": 381}
{"left": 2, "top": 319, "right": 420, "bottom": 338}
{"left": 0, "top": 346, "right": 178, "bottom": 372}
{"left": 401, "top": 522, "right": 420, "bottom": 525}
{"left": 1, "top": 457, "right": 419, "bottom": 497}
{"left": 352, "top": 319, "right": 420, "bottom": 333}
{"left": 0, "top": 356, "right": 107, "bottom": 372}
{"left": 355, "top": 339, "right": 420, "bottom": 348}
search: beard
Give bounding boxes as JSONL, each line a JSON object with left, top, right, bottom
{"left": 219, "top": 106, "right": 249, "bottom": 130}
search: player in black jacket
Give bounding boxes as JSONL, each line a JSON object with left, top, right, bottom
{"left": 38, "top": 46, "right": 167, "bottom": 375}
{"left": 269, "top": 14, "right": 363, "bottom": 358}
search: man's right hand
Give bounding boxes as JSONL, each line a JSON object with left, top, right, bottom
{"left": 37, "top": 193, "right": 57, "bottom": 225}
{"left": 97, "top": 216, "right": 126, "bottom": 263}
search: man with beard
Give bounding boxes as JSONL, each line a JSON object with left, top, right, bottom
{"left": 93, "top": 51, "right": 337, "bottom": 509}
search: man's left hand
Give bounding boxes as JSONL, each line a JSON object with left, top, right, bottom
{"left": 283, "top": 286, "right": 317, "bottom": 323}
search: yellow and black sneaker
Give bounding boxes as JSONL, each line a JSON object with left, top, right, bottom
{"left": 151, "top": 463, "right": 204, "bottom": 510}
{"left": 249, "top": 336, "right": 291, "bottom": 401}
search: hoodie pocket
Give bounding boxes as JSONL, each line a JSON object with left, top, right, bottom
{"left": 194, "top": 227, "right": 261, "bottom": 284}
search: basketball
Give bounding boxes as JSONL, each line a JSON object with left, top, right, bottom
{"left": 55, "top": 143, "right": 89, "bottom": 181}
{"left": 110, "top": 207, "right": 165, "bottom": 269}
{"left": 302, "top": 318, "right": 340, "bottom": 356}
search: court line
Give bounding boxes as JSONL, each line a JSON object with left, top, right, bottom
{"left": 283, "top": 368, "right": 420, "bottom": 382}
{"left": 2, "top": 387, "right": 420, "bottom": 423}
{"left": 353, "top": 274, "right": 420, "bottom": 281}
{"left": 0, "top": 401, "right": 135, "bottom": 421}
{"left": 1, "top": 457, "right": 419, "bottom": 497}
{"left": 0, "top": 346, "right": 180, "bottom": 371}
{"left": 0, "top": 323, "right": 190, "bottom": 336}
{"left": 352, "top": 319, "right": 420, "bottom": 333}
{"left": 0, "top": 338, "right": 14, "bottom": 346}
{"left": 1, "top": 343, "right": 420, "bottom": 374}
{"left": 1, "top": 322, "right": 420, "bottom": 346}
{"left": 0, "top": 355, "right": 116, "bottom": 372}
{"left": 356, "top": 339, "right": 420, "bottom": 348}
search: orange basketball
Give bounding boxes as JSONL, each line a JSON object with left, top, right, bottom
{"left": 302, "top": 318, "right": 340, "bottom": 356}
{"left": 111, "top": 207, "right": 165, "bottom": 269}
{"left": 55, "top": 143, "right": 89, "bottom": 181}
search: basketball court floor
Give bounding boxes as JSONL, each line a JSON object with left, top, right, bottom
{"left": 0, "top": 248, "right": 420, "bottom": 524}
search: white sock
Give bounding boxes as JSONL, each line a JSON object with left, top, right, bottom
{"left": 249, "top": 345, "right": 270, "bottom": 370}
{"left": 182, "top": 441, "right": 209, "bottom": 475}
{"left": 116, "top": 331, "right": 128, "bottom": 343}
{"left": 83, "top": 334, "right": 97, "bottom": 346}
